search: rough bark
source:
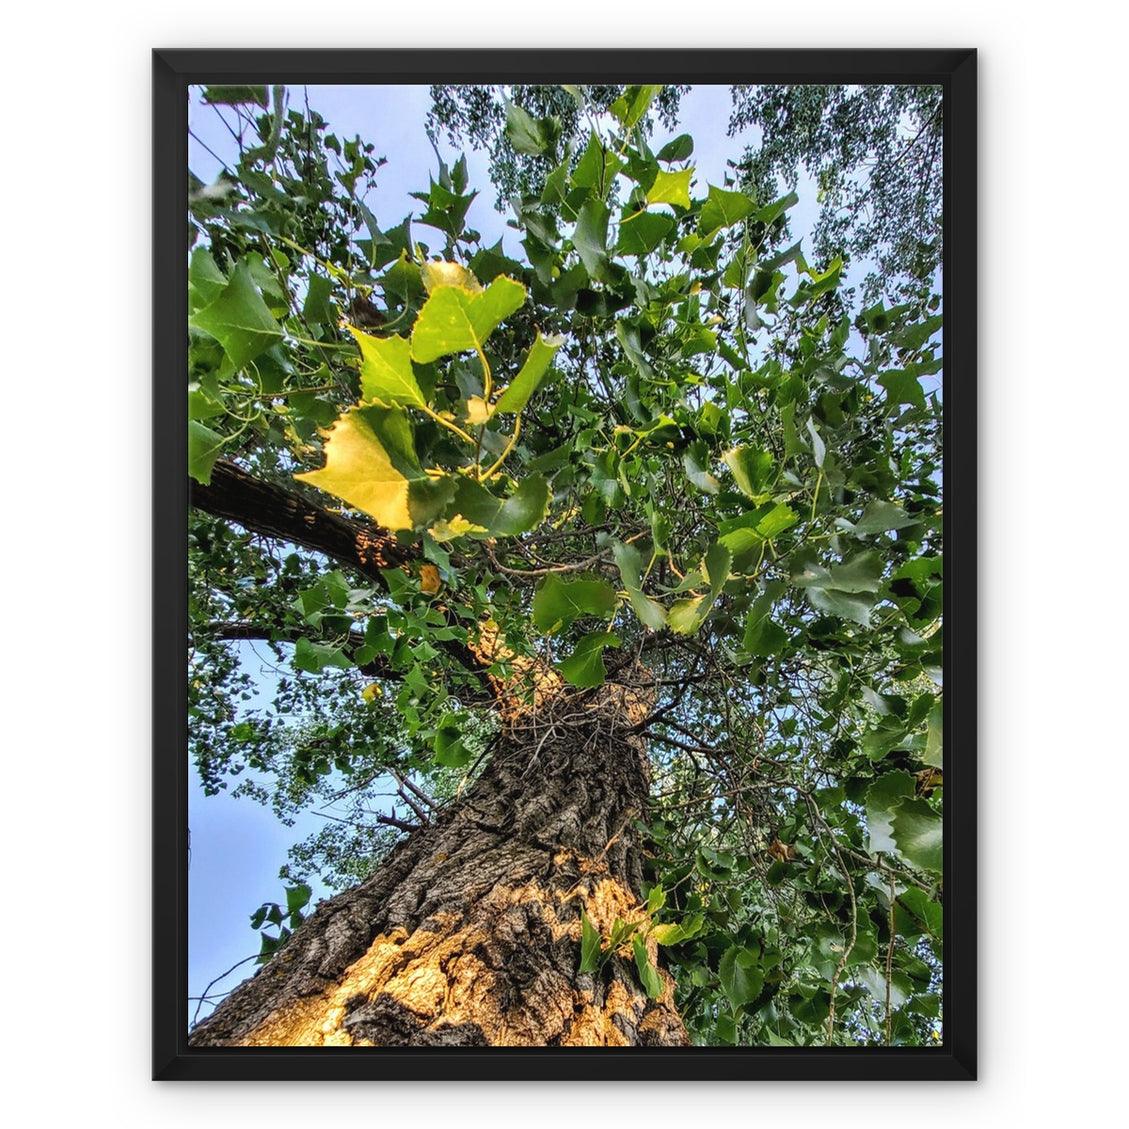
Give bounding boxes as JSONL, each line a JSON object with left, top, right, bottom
{"left": 190, "top": 459, "right": 413, "bottom": 585}
{"left": 189, "top": 667, "right": 688, "bottom": 1047}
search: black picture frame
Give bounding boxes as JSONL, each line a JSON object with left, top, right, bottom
{"left": 155, "top": 47, "right": 976, "bottom": 1081}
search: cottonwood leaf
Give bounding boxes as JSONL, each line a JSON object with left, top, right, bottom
{"left": 865, "top": 771, "right": 915, "bottom": 854}
{"left": 668, "top": 542, "right": 731, "bottom": 635}
{"left": 433, "top": 715, "right": 472, "bottom": 768}
{"left": 189, "top": 260, "right": 283, "bottom": 369}
{"left": 683, "top": 441, "right": 719, "bottom": 494}
{"left": 449, "top": 474, "right": 550, "bottom": 538}
{"left": 533, "top": 575, "right": 617, "bottom": 633}
{"left": 718, "top": 945, "right": 764, "bottom": 1011}
{"left": 294, "top": 405, "right": 454, "bottom": 532}
{"left": 347, "top": 329, "right": 426, "bottom": 408}
{"left": 609, "top": 85, "right": 661, "bottom": 130}
{"left": 632, "top": 935, "right": 664, "bottom": 1000}
{"left": 410, "top": 276, "right": 526, "bottom": 363}
{"left": 617, "top": 212, "right": 674, "bottom": 257}
{"left": 611, "top": 541, "right": 667, "bottom": 631}
{"left": 723, "top": 445, "right": 774, "bottom": 498}
{"left": 494, "top": 331, "right": 564, "bottom": 414}
{"left": 646, "top": 168, "right": 692, "bottom": 209}
{"left": 579, "top": 909, "right": 603, "bottom": 973}
{"left": 420, "top": 260, "right": 481, "bottom": 294}
{"left": 559, "top": 630, "right": 621, "bottom": 688}
{"left": 890, "top": 798, "right": 943, "bottom": 874}
{"left": 188, "top": 421, "right": 225, "bottom": 485}
{"left": 293, "top": 637, "right": 350, "bottom": 673}
{"left": 924, "top": 700, "right": 943, "bottom": 768}
{"left": 573, "top": 199, "right": 610, "bottom": 281}
{"left": 699, "top": 185, "right": 755, "bottom": 236}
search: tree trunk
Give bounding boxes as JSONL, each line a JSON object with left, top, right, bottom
{"left": 188, "top": 665, "right": 689, "bottom": 1047}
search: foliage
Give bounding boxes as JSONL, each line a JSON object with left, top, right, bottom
{"left": 729, "top": 84, "right": 944, "bottom": 305}
{"left": 188, "top": 83, "right": 944, "bottom": 1047}
{"left": 427, "top": 84, "right": 688, "bottom": 207}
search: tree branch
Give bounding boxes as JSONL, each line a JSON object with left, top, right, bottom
{"left": 190, "top": 459, "right": 414, "bottom": 586}
{"left": 189, "top": 460, "right": 489, "bottom": 687}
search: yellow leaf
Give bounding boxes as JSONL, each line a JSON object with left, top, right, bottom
{"left": 646, "top": 168, "right": 693, "bottom": 210}
{"left": 428, "top": 515, "right": 486, "bottom": 541}
{"left": 294, "top": 408, "right": 412, "bottom": 530}
{"left": 421, "top": 260, "right": 482, "bottom": 294}
{"left": 361, "top": 683, "right": 382, "bottom": 702}
{"left": 419, "top": 563, "right": 441, "bottom": 594}
{"left": 465, "top": 396, "right": 493, "bottom": 425}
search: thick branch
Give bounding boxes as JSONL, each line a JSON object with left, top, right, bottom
{"left": 190, "top": 460, "right": 487, "bottom": 686}
{"left": 190, "top": 459, "right": 414, "bottom": 585}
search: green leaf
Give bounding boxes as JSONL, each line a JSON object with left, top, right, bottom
{"left": 722, "top": 445, "right": 774, "bottom": 498}
{"left": 718, "top": 945, "right": 764, "bottom": 1011}
{"left": 611, "top": 541, "right": 667, "bottom": 631}
{"left": 449, "top": 474, "right": 550, "bottom": 537}
{"left": 897, "top": 887, "right": 943, "bottom": 938}
{"left": 617, "top": 211, "right": 674, "bottom": 257}
{"left": 494, "top": 331, "right": 564, "bottom": 414}
{"left": 807, "top": 587, "right": 876, "bottom": 627}
{"left": 744, "top": 614, "right": 789, "bottom": 657}
{"left": 572, "top": 131, "right": 623, "bottom": 194}
{"left": 189, "top": 261, "right": 284, "bottom": 369}
{"left": 646, "top": 168, "right": 692, "bottom": 209}
{"left": 348, "top": 329, "right": 426, "bottom": 408}
{"left": 793, "top": 551, "right": 884, "bottom": 594}
{"left": 753, "top": 190, "right": 799, "bottom": 225}
{"left": 615, "top": 320, "right": 655, "bottom": 383}
{"left": 924, "top": 701, "right": 943, "bottom": 768}
{"left": 188, "top": 248, "right": 228, "bottom": 308}
{"left": 806, "top": 416, "right": 826, "bottom": 468}
{"left": 890, "top": 798, "right": 943, "bottom": 874}
{"left": 632, "top": 935, "right": 665, "bottom": 1000}
{"left": 433, "top": 715, "right": 472, "bottom": 768}
{"left": 294, "top": 405, "right": 455, "bottom": 532}
{"left": 669, "top": 542, "right": 731, "bottom": 635}
{"left": 609, "top": 84, "right": 661, "bottom": 130}
{"left": 891, "top": 313, "right": 943, "bottom": 350}
{"left": 718, "top": 504, "right": 797, "bottom": 559}
{"left": 533, "top": 575, "right": 618, "bottom": 633}
{"left": 699, "top": 186, "right": 755, "bottom": 236}
{"left": 840, "top": 500, "right": 916, "bottom": 536}
{"left": 285, "top": 883, "right": 312, "bottom": 915}
{"left": 188, "top": 385, "right": 223, "bottom": 421}
{"left": 865, "top": 771, "right": 915, "bottom": 854}
{"left": 420, "top": 260, "right": 481, "bottom": 293}
{"left": 202, "top": 85, "right": 268, "bottom": 106}
{"left": 188, "top": 421, "right": 225, "bottom": 485}
{"left": 559, "top": 630, "right": 621, "bottom": 688}
{"left": 682, "top": 441, "right": 719, "bottom": 494}
{"left": 301, "top": 274, "right": 336, "bottom": 324}
{"left": 293, "top": 637, "right": 351, "bottom": 673}
{"left": 505, "top": 100, "right": 553, "bottom": 155}
{"left": 573, "top": 199, "right": 610, "bottom": 281}
{"left": 657, "top": 134, "right": 693, "bottom": 162}
{"left": 579, "top": 909, "right": 603, "bottom": 973}
{"left": 879, "top": 368, "right": 928, "bottom": 410}
{"left": 410, "top": 276, "right": 526, "bottom": 364}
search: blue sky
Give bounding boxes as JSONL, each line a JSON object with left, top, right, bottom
{"left": 186, "top": 82, "right": 833, "bottom": 1022}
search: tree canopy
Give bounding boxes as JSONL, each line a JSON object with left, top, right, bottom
{"left": 187, "top": 82, "right": 944, "bottom": 1047}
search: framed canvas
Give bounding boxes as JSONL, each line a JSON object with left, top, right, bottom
{"left": 155, "top": 48, "right": 976, "bottom": 1080}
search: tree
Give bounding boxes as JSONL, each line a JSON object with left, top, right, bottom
{"left": 185, "top": 83, "right": 943, "bottom": 1048}
{"left": 728, "top": 84, "right": 944, "bottom": 305}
